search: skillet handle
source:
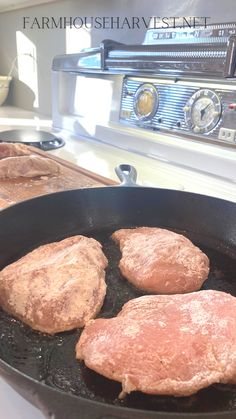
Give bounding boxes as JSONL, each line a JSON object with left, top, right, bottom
{"left": 115, "top": 164, "right": 137, "bottom": 187}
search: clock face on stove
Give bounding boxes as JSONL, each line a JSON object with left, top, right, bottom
{"left": 184, "top": 89, "right": 222, "bottom": 134}
{"left": 133, "top": 84, "right": 159, "bottom": 121}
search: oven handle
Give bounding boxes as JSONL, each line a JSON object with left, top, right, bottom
{"left": 115, "top": 164, "right": 138, "bottom": 187}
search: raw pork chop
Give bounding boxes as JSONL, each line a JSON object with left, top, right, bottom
{"left": 112, "top": 227, "right": 209, "bottom": 293}
{"left": 0, "top": 198, "right": 15, "bottom": 210}
{"left": 0, "top": 155, "right": 61, "bottom": 178}
{"left": 76, "top": 290, "right": 236, "bottom": 397}
{"left": 0, "top": 235, "right": 108, "bottom": 334}
{"left": 0, "top": 198, "right": 10, "bottom": 209}
{"left": 0, "top": 142, "right": 31, "bottom": 158}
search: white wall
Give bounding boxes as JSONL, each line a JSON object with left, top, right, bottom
{"left": 0, "top": 0, "right": 235, "bottom": 115}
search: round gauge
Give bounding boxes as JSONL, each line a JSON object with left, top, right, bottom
{"left": 134, "top": 84, "right": 159, "bottom": 121}
{"left": 184, "top": 89, "right": 222, "bottom": 134}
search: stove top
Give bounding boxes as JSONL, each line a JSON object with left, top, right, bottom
{"left": 0, "top": 129, "right": 65, "bottom": 151}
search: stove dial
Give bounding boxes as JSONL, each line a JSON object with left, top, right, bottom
{"left": 134, "top": 84, "right": 159, "bottom": 121}
{"left": 184, "top": 89, "right": 222, "bottom": 134}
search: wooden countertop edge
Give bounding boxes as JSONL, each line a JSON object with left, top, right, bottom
{"left": 30, "top": 147, "right": 118, "bottom": 186}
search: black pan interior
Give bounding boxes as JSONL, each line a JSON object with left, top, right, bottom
{"left": 1, "top": 226, "right": 236, "bottom": 414}
{"left": 0, "top": 188, "right": 236, "bottom": 415}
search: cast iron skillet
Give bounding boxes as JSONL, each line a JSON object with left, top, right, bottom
{"left": 0, "top": 165, "right": 236, "bottom": 419}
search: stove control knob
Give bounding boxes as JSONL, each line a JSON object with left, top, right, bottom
{"left": 133, "top": 83, "right": 159, "bottom": 121}
{"left": 183, "top": 89, "right": 222, "bottom": 134}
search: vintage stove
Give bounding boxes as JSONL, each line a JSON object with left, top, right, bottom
{"left": 51, "top": 22, "right": 236, "bottom": 201}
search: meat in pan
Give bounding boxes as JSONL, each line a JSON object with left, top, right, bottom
{"left": 0, "top": 142, "right": 31, "bottom": 158}
{"left": 0, "top": 235, "right": 108, "bottom": 334}
{"left": 112, "top": 227, "right": 209, "bottom": 293}
{"left": 0, "top": 155, "right": 61, "bottom": 178}
{"left": 0, "top": 197, "right": 15, "bottom": 209}
{"left": 76, "top": 290, "right": 236, "bottom": 398}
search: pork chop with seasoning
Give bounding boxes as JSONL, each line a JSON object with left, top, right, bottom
{"left": 0, "top": 235, "right": 108, "bottom": 334}
{"left": 0, "top": 197, "right": 15, "bottom": 209}
{"left": 76, "top": 290, "right": 236, "bottom": 397}
{"left": 112, "top": 227, "right": 209, "bottom": 293}
{"left": 0, "top": 155, "right": 61, "bottom": 178}
{"left": 0, "top": 142, "right": 31, "bottom": 158}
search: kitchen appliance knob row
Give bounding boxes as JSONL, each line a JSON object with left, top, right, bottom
{"left": 133, "top": 84, "right": 222, "bottom": 134}
{"left": 120, "top": 77, "right": 236, "bottom": 146}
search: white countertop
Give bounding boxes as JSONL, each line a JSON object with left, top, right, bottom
{"left": 0, "top": 106, "right": 52, "bottom": 130}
